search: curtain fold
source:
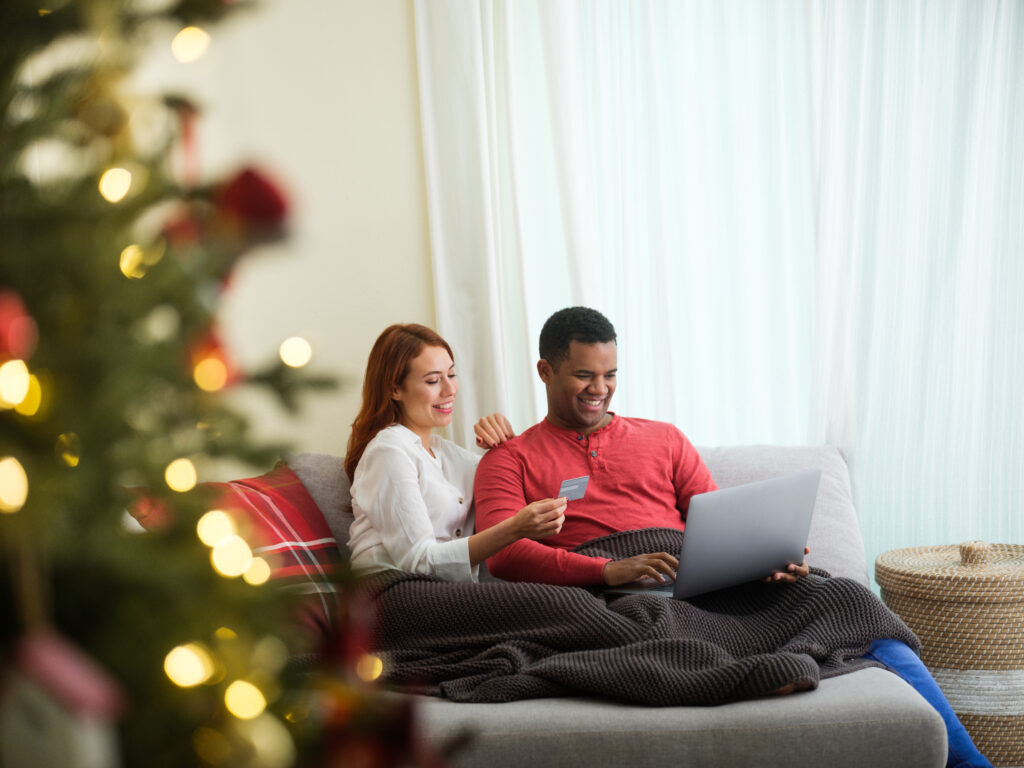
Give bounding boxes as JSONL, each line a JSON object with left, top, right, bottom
{"left": 414, "top": 0, "right": 1024, "bottom": 584}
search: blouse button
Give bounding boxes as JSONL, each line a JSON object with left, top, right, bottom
{"left": 458, "top": 497, "right": 464, "bottom": 504}
{"left": 455, "top": 528, "right": 462, "bottom": 537}
{"left": 590, "top": 450, "right": 598, "bottom": 457}
{"left": 576, "top": 434, "right": 584, "bottom": 440}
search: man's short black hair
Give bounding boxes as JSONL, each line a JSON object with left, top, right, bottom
{"left": 539, "top": 307, "right": 617, "bottom": 368}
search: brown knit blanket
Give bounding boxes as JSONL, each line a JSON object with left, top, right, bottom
{"left": 361, "top": 528, "right": 919, "bottom": 706}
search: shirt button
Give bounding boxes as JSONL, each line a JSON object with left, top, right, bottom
{"left": 590, "top": 450, "right": 597, "bottom": 457}
{"left": 455, "top": 528, "right": 462, "bottom": 537}
{"left": 458, "top": 497, "right": 464, "bottom": 504}
{"left": 576, "top": 435, "right": 584, "bottom": 440}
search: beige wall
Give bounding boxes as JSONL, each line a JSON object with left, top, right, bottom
{"left": 137, "top": 0, "right": 434, "bottom": 463}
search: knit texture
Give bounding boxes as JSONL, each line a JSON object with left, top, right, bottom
{"left": 363, "top": 528, "right": 920, "bottom": 706}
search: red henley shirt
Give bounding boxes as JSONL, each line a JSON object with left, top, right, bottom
{"left": 474, "top": 414, "right": 717, "bottom": 585}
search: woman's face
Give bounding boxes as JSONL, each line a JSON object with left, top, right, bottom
{"left": 393, "top": 345, "right": 458, "bottom": 441}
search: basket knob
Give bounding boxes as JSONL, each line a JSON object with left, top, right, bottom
{"left": 959, "top": 540, "right": 990, "bottom": 566}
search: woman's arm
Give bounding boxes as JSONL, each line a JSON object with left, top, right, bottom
{"left": 466, "top": 497, "right": 566, "bottom": 566}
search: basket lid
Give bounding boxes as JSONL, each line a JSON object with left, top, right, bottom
{"left": 875, "top": 541, "right": 1024, "bottom": 603}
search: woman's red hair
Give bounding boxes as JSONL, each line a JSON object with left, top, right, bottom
{"left": 345, "top": 324, "right": 454, "bottom": 481}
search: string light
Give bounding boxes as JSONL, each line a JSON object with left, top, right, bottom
{"left": 0, "top": 456, "right": 29, "bottom": 513}
{"left": 243, "top": 556, "right": 271, "bottom": 586}
{"left": 119, "top": 244, "right": 146, "bottom": 279}
{"left": 278, "top": 337, "right": 312, "bottom": 368}
{"left": 236, "top": 714, "right": 296, "bottom": 768}
{"left": 172, "top": 26, "right": 211, "bottom": 63}
{"left": 355, "top": 653, "right": 384, "bottom": 682}
{"left": 196, "top": 509, "right": 235, "bottom": 546}
{"left": 13, "top": 374, "right": 42, "bottom": 416}
{"left": 193, "top": 356, "right": 228, "bottom": 392}
{"left": 164, "top": 643, "right": 216, "bottom": 688}
{"left": 0, "top": 359, "right": 30, "bottom": 407}
{"left": 211, "top": 535, "right": 253, "bottom": 577}
{"left": 224, "top": 680, "right": 266, "bottom": 720}
{"left": 98, "top": 167, "right": 132, "bottom": 203}
{"left": 192, "top": 727, "right": 232, "bottom": 765}
{"left": 55, "top": 432, "right": 81, "bottom": 467}
{"left": 165, "top": 458, "right": 197, "bottom": 492}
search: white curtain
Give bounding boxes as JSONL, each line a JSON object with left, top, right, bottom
{"left": 414, "top": 0, "right": 1024, "bottom": 584}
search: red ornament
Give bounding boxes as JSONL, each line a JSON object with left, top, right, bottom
{"left": 214, "top": 166, "right": 289, "bottom": 236}
{"left": 0, "top": 291, "right": 38, "bottom": 360}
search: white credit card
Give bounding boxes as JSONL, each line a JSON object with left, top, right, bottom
{"left": 557, "top": 475, "right": 589, "bottom": 501}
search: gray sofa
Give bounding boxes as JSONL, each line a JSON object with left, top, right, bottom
{"left": 287, "top": 445, "right": 948, "bottom": 768}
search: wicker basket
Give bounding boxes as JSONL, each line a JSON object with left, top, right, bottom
{"left": 875, "top": 541, "right": 1024, "bottom": 767}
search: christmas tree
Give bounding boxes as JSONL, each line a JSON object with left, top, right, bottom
{"left": 0, "top": 3, "right": 413, "bottom": 766}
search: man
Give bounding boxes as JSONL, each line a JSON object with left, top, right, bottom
{"left": 473, "top": 307, "right": 992, "bottom": 766}
{"left": 473, "top": 306, "right": 808, "bottom": 587}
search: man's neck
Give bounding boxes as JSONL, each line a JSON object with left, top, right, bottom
{"left": 543, "top": 412, "right": 614, "bottom": 436}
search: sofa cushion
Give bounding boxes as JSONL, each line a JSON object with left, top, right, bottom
{"left": 209, "top": 461, "right": 341, "bottom": 582}
{"left": 288, "top": 445, "right": 869, "bottom": 586}
{"left": 285, "top": 451, "right": 353, "bottom": 552}
{"left": 407, "top": 667, "right": 946, "bottom": 768}
{"left": 698, "top": 444, "right": 869, "bottom": 586}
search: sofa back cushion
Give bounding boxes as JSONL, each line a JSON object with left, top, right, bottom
{"left": 286, "top": 444, "right": 869, "bottom": 587}
{"left": 697, "top": 445, "right": 868, "bottom": 585}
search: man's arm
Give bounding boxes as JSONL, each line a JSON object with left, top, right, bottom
{"left": 474, "top": 445, "right": 609, "bottom": 585}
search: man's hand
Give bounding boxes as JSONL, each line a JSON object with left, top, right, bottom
{"left": 474, "top": 413, "right": 516, "bottom": 448}
{"left": 511, "top": 497, "right": 566, "bottom": 540}
{"left": 603, "top": 553, "right": 678, "bottom": 587}
{"left": 764, "top": 546, "right": 811, "bottom": 584}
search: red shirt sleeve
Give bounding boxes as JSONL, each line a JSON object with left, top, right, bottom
{"left": 672, "top": 430, "right": 718, "bottom": 518}
{"left": 474, "top": 444, "right": 610, "bottom": 585}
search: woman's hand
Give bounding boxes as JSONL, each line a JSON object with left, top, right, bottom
{"left": 474, "top": 413, "right": 516, "bottom": 448}
{"left": 765, "top": 546, "right": 811, "bottom": 583}
{"left": 512, "top": 497, "right": 566, "bottom": 539}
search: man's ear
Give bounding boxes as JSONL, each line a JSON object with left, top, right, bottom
{"left": 537, "top": 359, "right": 553, "bottom": 384}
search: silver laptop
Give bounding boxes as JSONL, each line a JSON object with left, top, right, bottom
{"left": 606, "top": 468, "right": 822, "bottom": 600}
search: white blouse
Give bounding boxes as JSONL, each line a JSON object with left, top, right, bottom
{"left": 347, "top": 423, "right": 481, "bottom": 582}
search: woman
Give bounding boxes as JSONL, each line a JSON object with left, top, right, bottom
{"left": 345, "top": 323, "right": 566, "bottom": 582}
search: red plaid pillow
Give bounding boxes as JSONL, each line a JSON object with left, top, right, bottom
{"left": 209, "top": 462, "right": 341, "bottom": 582}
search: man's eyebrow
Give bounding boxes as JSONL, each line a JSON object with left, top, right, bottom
{"left": 572, "top": 368, "right": 617, "bottom": 375}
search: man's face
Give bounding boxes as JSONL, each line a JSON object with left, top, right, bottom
{"left": 538, "top": 340, "right": 617, "bottom": 435}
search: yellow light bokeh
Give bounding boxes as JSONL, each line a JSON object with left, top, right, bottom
{"left": 0, "top": 456, "right": 29, "bottom": 514}
{"left": 172, "top": 26, "right": 211, "bottom": 63}
{"left": 98, "top": 167, "right": 132, "bottom": 203}
{"left": 164, "top": 642, "right": 216, "bottom": 688}
{"left": 237, "top": 713, "right": 296, "bottom": 768}
{"left": 211, "top": 535, "right": 253, "bottom": 577}
{"left": 215, "top": 626, "right": 238, "bottom": 640}
{"left": 13, "top": 374, "right": 42, "bottom": 416}
{"left": 278, "top": 337, "right": 312, "bottom": 368}
{"left": 55, "top": 432, "right": 81, "bottom": 467}
{"left": 224, "top": 680, "right": 266, "bottom": 720}
{"left": 119, "top": 244, "right": 146, "bottom": 279}
{"left": 0, "top": 359, "right": 30, "bottom": 407}
{"left": 197, "top": 509, "right": 236, "bottom": 546}
{"left": 165, "top": 458, "right": 197, "bottom": 492}
{"left": 355, "top": 653, "right": 384, "bottom": 683}
{"left": 192, "top": 727, "right": 232, "bottom": 766}
{"left": 193, "top": 357, "right": 228, "bottom": 392}
{"left": 243, "top": 556, "right": 271, "bottom": 586}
